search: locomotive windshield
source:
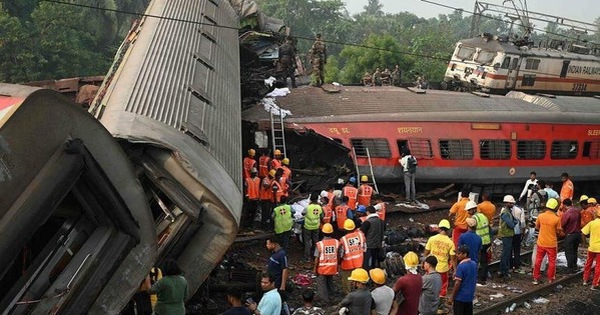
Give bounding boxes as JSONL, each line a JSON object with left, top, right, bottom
{"left": 475, "top": 50, "right": 497, "bottom": 65}
{"left": 456, "top": 46, "right": 476, "bottom": 60}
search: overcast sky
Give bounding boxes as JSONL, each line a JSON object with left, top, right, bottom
{"left": 344, "top": 0, "right": 599, "bottom": 27}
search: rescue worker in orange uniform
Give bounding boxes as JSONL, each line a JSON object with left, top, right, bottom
{"left": 321, "top": 196, "right": 334, "bottom": 226}
{"left": 334, "top": 196, "right": 354, "bottom": 239}
{"left": 244, "top": 167, "right": 261, "bottom": 229}
{"left": 343, "top": 177, "right": 358, "bottom": 210}
{"left": 580, "top": 195, "right": 594, "bottom": 228}
{"left": 449, "top": 189, "right": 471, "bottom": 250}
{"left": 314, "top": 223, "right": 340, "bottom": 303}
{"left": 357, "top": 175, "right": 374, "bottom": 207}
{"left": 281, "top": 158, "right": 292, "bottom": 181}
{"left": 373, "top": 194, "right": 387, "bottom": 221}
{"left": 243, "top": 149, "right": 257, "bottom": 179}
{"left": 589, "top": 198, "right": 599, "bottom": 217}
{"left": 560, "top": 172, "right": 574, "bottom": 202}
{"left": 275, "top": 168, "right": 290, "bottom": 200}
{"left": 339, "top": 219, "right": 366, "bottom": 294}
{"left": 271, "top": 149, "right": 283, "bottom": 171}
{"left": 258, "top": 150, "right": 271, "bottom": 179}
{"left": 259, "top": 169, "right": 276, "bottom": 229}
{"left": 270, "top": 169, "right": 284, "bottom": 206}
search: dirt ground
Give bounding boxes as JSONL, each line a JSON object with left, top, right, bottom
{"left": 192, "top": 203, "right": 600, "bottom": 315}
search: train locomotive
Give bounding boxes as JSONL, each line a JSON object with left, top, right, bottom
{"left": 442, "top": 33, "right": 600, "bottom": 95}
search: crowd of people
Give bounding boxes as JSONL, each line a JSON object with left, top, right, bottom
{"left": 361, "top": 66, "right": 402, "bottom": 87}
{"left": 239, "top": 149, "right": 600, "bottom": 315}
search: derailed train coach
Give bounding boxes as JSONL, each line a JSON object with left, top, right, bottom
{"left": 89, "top": 0, "right": 243, "bottom": 306}
{"left": 0, "top": 0, "right": 243, "bottom": 313}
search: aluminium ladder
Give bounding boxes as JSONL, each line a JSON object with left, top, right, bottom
{"left": 351, "top": 147, "right": 379, "bottom": 193}
{"left": 270, "top": 107, "right": 287, "bottom": 158}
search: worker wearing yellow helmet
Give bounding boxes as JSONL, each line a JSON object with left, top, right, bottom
{"left": 370, "top": 268, "right": 395, "bottom": 315}
{"left": 271, "top": 149, "right": 284, "bottom": 171}
{"left": 243, "top": 148, "right": 257, "bottom": 179}
{"left": 581, "top": 195, "right": 595, "bottom": 228}
{"left": 581, "top": 197, "right": 600, "bottom": 288}
{"left": 339, "top": 219, "right": 366, "bottom": 294}
{"left": 280, "top": 157, "right": 292, "bottom": 182}
{"left": 314, "top": 223, "right": 340, "bottom": 303}
{"left": 339, "top": 268, "right": 373, "bottom": 313}
{"left": 357, "top": 175, "right": 373, "bottom": 207}
{"left": 424, "top": 219, "right": 456, "bottom": 298}
{"left": 391, "top": 252, "right": 422, "bottom": 315}
{"left": 532, "top": 198, "right": 563, "bottom": 285}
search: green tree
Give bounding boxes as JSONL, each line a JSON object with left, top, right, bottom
{"left": 363, "top": 0, "right": 383, "bottom": 17}
{"left": 338, "top": 34, "right": 413, "bottom": 84}
{"left": 324, "top": 55, "right": 340, "bottom": 83}
{"left": 0, "top": 8, "right": 39, "bottom": 82}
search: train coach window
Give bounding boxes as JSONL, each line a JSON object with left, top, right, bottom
{"left": 439, "top": 139, "right": 473, "bottom": 160}
{"left": 408, "top": 139, "right": 434, "bottom": 159}
{"left": 510, "top": 58, "right": 519, "bottom": 70}
{"left": 517, "top": 140, "right": 546, "bottom": 159}
{"left": 525, "top": 59, "right": 541, "bottom": 70}
{"left": 480, "top": 140, "right": 511, "bottom": 160}
{"left": 522, "top": 74, "right": 536, "bottom": 87}
{"left": 475, "top": 50, "right": 496, "bottom": 64}
{"left": 456, "top": 46, "right": 476, "bottom": 60}
{"left": 501, "top": 57, "right": 511, "bottom": 69}
{"left": 351, "top": 138, "right": 391, "bottom": 158}
{"left": 583, "top": 141, "right": 600, "bottom": 159}
{"left": 551, "top": 141, "right": 578, "bottom": 159}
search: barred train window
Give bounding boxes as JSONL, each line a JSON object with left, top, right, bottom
{"left": 439, "top": 139, "right": 473, "bottom": 160}
{"left": 408, "top": 139, "right": 434, "bottom": 159}
{"left": 351, "top": 138, "right": 391, "bottom": 158}
{"left": 551, "top": 141, "right": 578, "bottom": 159}
{"left": 480, "top": 140, "right": 511, "bottom": 160}
{"left": 525, "top": 59, "right": 541, "bottom": 70}
{"left": 517, "top": 140, "right": 546, "bottom": 159}
{"left": 583, "top": 141, "right": 600, "bottom": 159}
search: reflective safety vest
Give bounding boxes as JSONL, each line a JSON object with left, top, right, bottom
{"left": 270, "top": 179, "right": 283, "bottom": 203}
{"left": 271, "top": 159, "right": 282, "bottom": 171}
{"left": 343, "top": 186, "right": 358, "bottom": 210}
{"left": 258, "top": 156, "right": 271, "bottom": 178}
{"left": 273, "top": 204, "right": 293, "bottom": 234}
{"left": 243, "top": 157, "right": 256, "bottom": 179}
{"left": 327, "top": 191, "right": 335, "bottom": 209}
{"left": 340, "top": 230, "right": 365, "bottom": 270}
{"left": 322, "top": 204, "right": 333, "bottom": 225}
{"left": 282, "top": 165, "right": 292, "bottom": 180}
{"left": 473, "top": 213, "right": 491, "bottom": 245}
{"left": 304, "top": 203, "right": 323, "bottom": 230}
{"left": 316, "top": 238, "right": 340, "bottom": 275}
{"left": 245, "top": 177, "right": 260, "bottom": 200}
{"left": 376, "top": 202, "right": 387, "bottom": 221}
{"left": 357, "top": 184, "right": 373, "bottom": 207}
{"left": 335, "top": 204, "right": 350, "bottom": 230}
{"left": 278, "top": 176, "right": 289, "bottom": 198}
{"left": 259, "top": 177, "right": 272, "bottom": 201}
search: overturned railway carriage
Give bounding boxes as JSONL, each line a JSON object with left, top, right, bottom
{"left": 243, "top": 86, "right": 600, "bottom": 185}
{"left": 89, "top": 0, "right": 243, "bottom": 301}
{"left": 0, "top": 85, "right": 156, "bottom": 313}
{"left": 444, "top": 35, "right": 600, "bottom": 95}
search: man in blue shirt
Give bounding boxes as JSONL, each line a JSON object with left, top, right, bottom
{"left": 266, "top": 237, "right": 289, "bottom": 291}
{"left": 449, "top": 245, "right": 477, "bottom": 315}
{"left": 458, "top": 217, "right": 482, "bottom": 265}
{"left": 248, "top": 273, "right": 282, "bottom": 315}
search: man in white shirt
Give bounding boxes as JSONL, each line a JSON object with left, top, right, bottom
{"left": 399, "top": 149, "right": 417, "bottom": 204}
{"left": 519, "top": 171, "right": 538, "bottom": 202}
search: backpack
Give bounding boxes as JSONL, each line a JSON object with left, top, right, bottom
{"left": 407, "top": 156, "right": 417, "bottom": 174}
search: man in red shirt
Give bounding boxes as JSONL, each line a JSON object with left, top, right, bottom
{"left": 560, "top": 198, "right": 581, "bottom": 274}
{"left": 392, "top": 252, "right": 422, "bottom": 315}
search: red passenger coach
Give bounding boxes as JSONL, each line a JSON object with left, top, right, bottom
{"left": 243, "top": 86, "right": 600, "bottom": 185}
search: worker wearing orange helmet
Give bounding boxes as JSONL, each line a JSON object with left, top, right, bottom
{"left": 313, "top": 223, "right": 340, "bottom": 303}
{"left": 357, "top": 175, "right": 373, "bottom": 207}
{"left": 243, "top": 148, "right": 257, "bottom": 179}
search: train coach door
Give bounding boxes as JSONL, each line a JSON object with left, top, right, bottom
{"left": 505, "top": 56, "right": 520, "bottom": 89}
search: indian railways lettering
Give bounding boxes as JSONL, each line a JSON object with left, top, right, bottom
{"left": 397, "top": 127, "right": 423, "bottom": 134}
{"left": 568, "top": 65, "right": 600, "bottom": 76}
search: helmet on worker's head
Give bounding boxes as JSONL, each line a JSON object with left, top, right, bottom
{"left": 274, "top": 149, "right": 282, "bottom": 156}
{"left": 546, "top": 198, "right": 559, "bottom": 211}
{"left": 248, "top": 149, "right": 256, "bottom": 156}
{"left": 580, "top": 195, "right": 589, "bottom": 203}
{"left": 438, "top": 219, "right": 451, "bottom": 230}
{"left": 269, "top": 169, "right": 276, "bottom": 177}
{"left": 250, "top": 167, "right": 258, "bottom": 174}
{"left": 361, "top": 175, "right": 368, "bottom": 183}
{"left": 356, "top": 205, "right": 367, "bottom": 214}
{"left": 282, "top": 158, "right": 290, "bottom": 165}
{"left": 349, "top": 177, "right": 357, "bottom": 184}
{"left": 503, "top": 195, "right": 516, "bottom": 203}
{"left": 321, "top": 223, "right": 334, "bottom": 234}
{"left": 347, "top": 268, "right": 369, "bottom": 283}
{"left": 466, "top": 201, "right": 478, "bottom": 212}
{"left": 589, "top": 198, "right": 597, "bottom": 204}
{"left": 344, "top": 219, "right": 356, "bottom": 231}
{"left": 403, "top": 251, "right": 419, "bottom": 268}
{"left": 369, "top": 268, "right": 386, "bottom": 285}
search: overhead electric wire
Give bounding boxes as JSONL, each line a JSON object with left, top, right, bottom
{"left": 40, "top": 0, "right": 599, "bottom": 80}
